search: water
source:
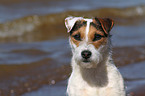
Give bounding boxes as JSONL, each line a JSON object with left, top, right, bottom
{"left": 112, "top": 24, "right": 145, "bottom": 46}
{"left": 0, "top": 0, "right": 145, "bottom": 96}
{"left": 0, "top": 39, "right": 70, "bottom": 65}
{"left": 22, "top": 61, "right": 145, "bottom": 96}
{"left": 0, "top": 0, "right": 145, "bottom": 22}
{"left": 22, "top": 80, "right": 67, "bottom": 96}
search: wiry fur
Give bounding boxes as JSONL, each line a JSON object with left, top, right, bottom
{"left": 65, "top": 16, "right": 126, "bottom": 96}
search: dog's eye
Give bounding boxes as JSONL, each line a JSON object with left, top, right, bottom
{"left": 73, "top": 34, "right": 81, "bottom": 41}
{"left": 93, "top": 34, "right": 104, "bottom": 41}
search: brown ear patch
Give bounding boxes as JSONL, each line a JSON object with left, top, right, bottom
{"left": 94, "top": 18, "right": 114, "bottom": 35}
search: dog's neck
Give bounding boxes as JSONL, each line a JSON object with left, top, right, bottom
{"left": 71, "top": 54, "right": 112, "bottom": 87}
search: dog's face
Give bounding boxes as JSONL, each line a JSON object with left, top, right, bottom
{"left": 65, "top": 16, "right": 114, "bottom": 68}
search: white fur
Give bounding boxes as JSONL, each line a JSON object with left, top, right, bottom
{"left": 65, "top": 16, "right": 126, "bottom": 96}
{"left": 73, "top": 42, "right": 103, "bottom": 68}
{"left": 84, "top": 19, "right": 93, "bottom": 41}
{"left": 65, "top": 16, "right": 83, "bottom": 32}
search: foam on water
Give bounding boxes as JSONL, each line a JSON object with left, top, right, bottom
{"left": 0, "top": 5, "right": 145, "bottom": 44}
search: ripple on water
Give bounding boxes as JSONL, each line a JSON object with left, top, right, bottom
{"left": 22, "top": 60, "right": 145, "bottom": 96}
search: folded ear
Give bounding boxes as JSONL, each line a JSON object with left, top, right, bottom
{"left": 65, "top": 16, "right": 83, "bottom": 32}
{"left": 95, "top": 18, "right": 114, "bottom": 35}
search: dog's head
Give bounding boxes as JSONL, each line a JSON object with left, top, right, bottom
{"left": 65, "top": 16, "right": 114, "bottom": 68}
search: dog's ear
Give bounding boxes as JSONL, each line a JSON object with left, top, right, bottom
{"left": 95, "top": 18, "right": 114, "bottom": 34}
{"left": 65, "top": 16, "right": 83, "bottom": 32}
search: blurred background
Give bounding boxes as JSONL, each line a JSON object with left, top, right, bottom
{"left": 0, "top": 0, "right": 145, "bottom": 96}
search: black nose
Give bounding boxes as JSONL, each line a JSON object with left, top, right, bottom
{"left": 81, "top": 50, "right": 92, "bottom": 59}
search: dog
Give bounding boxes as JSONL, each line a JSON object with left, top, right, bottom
{"left": 65, "top": 16, "right": 126, "bottom": 96}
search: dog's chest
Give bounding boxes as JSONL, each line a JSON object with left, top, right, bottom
{"left": 67, "top": 75, "right": 115, "bottom": 96}
{"left": 67, "top": 73, "right": 102, "bottom": 96}
{"left": 66, "top": 65, "right": 118, "bottom": 96}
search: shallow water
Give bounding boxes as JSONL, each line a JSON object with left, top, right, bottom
{"left": 22, "top": 80, "right": 67, "bottom": 96}
{"left": 0, "top": 44, "right": 144, "bottom": 96}
{"left": 0, "top": 0, "right": 145, "bottom": 96}
{"left": 22, "top": 61, "right": 145, "bottom": 96}
{"left": 0, "top": 39, "right": 70, "bottom": 65}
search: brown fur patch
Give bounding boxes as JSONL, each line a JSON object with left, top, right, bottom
{"left": 70, "top": 19, "right": 108, "bottom": 49}
{"left": 88, "top": 25, "right": 107, "bottom": 49}
{"left": 70, "top": 25, "right": 86, "bottom": 47}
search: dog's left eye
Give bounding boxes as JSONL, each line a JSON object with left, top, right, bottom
{"left": 73, "top": 34, "right": 81, "bottom": 41}
{"left": 93, "top": 34, "right": 104, "bottom": 41}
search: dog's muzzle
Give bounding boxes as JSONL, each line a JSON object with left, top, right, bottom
{"left": 81, "top": 50, "right": 92, "bottom": 63}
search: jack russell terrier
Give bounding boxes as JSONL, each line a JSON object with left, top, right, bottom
{"left": 65, "top": 16, "right": 126, "bottom": 96}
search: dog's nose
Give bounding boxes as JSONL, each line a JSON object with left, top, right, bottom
{"left": 81, "top": 50, "right": 92, "bottom": 59}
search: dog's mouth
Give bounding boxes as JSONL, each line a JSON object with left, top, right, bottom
{"left": 82, "top": 59, "right": 91, "bottom": 63}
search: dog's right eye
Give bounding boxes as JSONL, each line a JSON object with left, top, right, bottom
{"left": 73, "top": 34, "right": 81, "bottom": 41}
{"left": 93, "top": 34, "right": 104, "bottom": 41}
